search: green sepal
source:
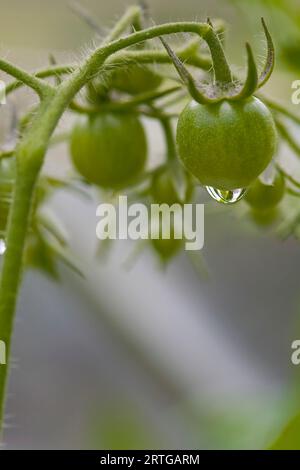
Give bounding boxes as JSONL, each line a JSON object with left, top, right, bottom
{"left": 231, "top": 43, "right": 258, "bottom": 100}
{"left": 258, "top": 18, "right": 275, "bottom": 89}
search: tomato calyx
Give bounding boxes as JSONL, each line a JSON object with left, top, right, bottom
{"left": 160, "top": 18, "right": 274, "bottom": 104}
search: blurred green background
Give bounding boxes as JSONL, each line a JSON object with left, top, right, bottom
{"left": 1, "top": 0, "right": 300, "bottom": 450}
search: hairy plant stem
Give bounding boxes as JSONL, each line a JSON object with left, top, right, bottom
{"left": 5, "top": 43, "right": 210, "bottom": 97}
{"left": 0, "top": 16, "right": 226, "bottom": 432}
{"left": 0, "top": 58, "right": 53, "bottom": 98}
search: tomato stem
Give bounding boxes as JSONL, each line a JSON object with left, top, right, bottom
{"left": 160, "top": 117, "right": 177, "bottom": 162}
{"left": 0, "top": 58, "right": 53, "bottom": 99}
{"left": 203, "top": 26, "right": 232, "bottom": 84}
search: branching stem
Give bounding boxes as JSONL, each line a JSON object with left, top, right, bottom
{"left": 0, "top": 58, "right": 54, "bottom": 98}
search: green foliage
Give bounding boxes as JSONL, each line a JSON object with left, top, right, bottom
{"left": 151, "top": 223, "right": 183, "bottom": 261}
{"left": 88, "top": 404, "right": 157, "bottom": 450}
{"left": 25, "top": 231, "right": 59, "bottom": 280}
{"left": 270, "top": 413, "right": 300, "bottom": 450}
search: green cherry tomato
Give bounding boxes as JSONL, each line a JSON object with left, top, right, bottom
{"left": 151, "top": 169, "right": 181, "bottom": 205}
{"left": 250, "top": 207, "right": 279, "bottom": 227}
{"left": 176, "top": 97, "right": 277, "bottom": 191}
{"left": 151, "top": 168, "right": 194, "bottom": 205}
{"left": 0, "top": 158, "right": 16, "bottom": 234}
{"left": 70, "top": 113, "right": 147, "bottom": 189}
{"left": 111, "top": 65, "right": 163, "bottom": 95}
{"left": 87, "top": 65, "right": 162, "bottom": 103}
{"left": 245, "top": 172, "right": 285, "bottom": 211}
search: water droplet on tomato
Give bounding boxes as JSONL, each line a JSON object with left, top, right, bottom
{"left": 0, "top": 239, "right": 6, "bottom": 256}
{"left": 205, "top": 186, "right": 247, "bottom": 204}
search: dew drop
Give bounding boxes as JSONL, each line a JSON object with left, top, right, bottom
{"left": 206, "top": 186, "right": 247, "bottom": 204}
{"left": 0, "top": 239, "right": 6, "bottom": 256}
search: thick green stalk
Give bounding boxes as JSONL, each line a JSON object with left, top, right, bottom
{"left": 0, "top": 17, "right": 224, "bottom": 433}
{"left": 0, "top": 166, "right": 38, "bottom": 423}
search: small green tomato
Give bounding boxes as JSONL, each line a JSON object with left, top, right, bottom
{"left": 87, "top": 65, "right": 162, "bottom": 103}
{"left": 176, "top": 97, "right": 277, "bottom": 191}
{"left": 245, "top": 172, "right": 285, "bottom": 211}
{"left": 151, "top": 168, "right": 194, "bottom": 205}
{"left": 70, "top": 113, "right": 147, "bottom": 189}
{"left": 250, "top": 208, "right": 279, "bottom": 227}
{"left": 151, "top": 169, "right": 181, "bottom": 205}
{"left": 111, "top": 65, "right": 162, "bottom": 95}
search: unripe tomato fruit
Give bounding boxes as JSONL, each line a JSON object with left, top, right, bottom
{"left": 151, "top": 169, "right": 194, "bottom": 205}
{"left": 111, "top": 65, "right": 162, "bottom": 95}
{"left": 70, "top": 113, "right": 147, "bottom": 189}
{"left": 176, "top": 97, "right": 277, "bottom": 191}
{"left": 250, "top": 207, "right": 279, "bottom": 227}
{"left": 245, "top": 172, "right": 285, "bottom": 211}
{"left": 87, "top": 65, "right": 162, "bottom": 103}
{"left": 151, "top": 169, "right": 181, "bottom": 205}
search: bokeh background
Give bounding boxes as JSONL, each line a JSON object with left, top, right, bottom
{"left": 1, "top": 0, "right": 300, "bottom": 449}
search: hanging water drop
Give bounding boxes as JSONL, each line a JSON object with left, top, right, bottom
{"left": 206, "top": 186, "right": 247, "bottom": 204}
{"left": 0, "top": 239, "right": 6, "bottom": 256}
